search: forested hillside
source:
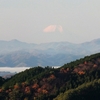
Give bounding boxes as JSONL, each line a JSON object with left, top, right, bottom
{"left": 0, "top": 53, "right": 100, "bottom": 100}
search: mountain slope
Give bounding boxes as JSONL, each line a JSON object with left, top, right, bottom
{"left": 54, "top": 79, "right": 100, "bottom": 100}
{"left": 0, "top": 51, "right": 82, "bottom": 67}
{"left": 0, "top": 53, "right": 100, "bottom": 100}
{"left": 0, "top": 39, "right": 35, "bottom": 54}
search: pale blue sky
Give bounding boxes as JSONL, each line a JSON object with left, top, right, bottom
{"left": 0, "top": 0, "right": 100, "bottom": 44}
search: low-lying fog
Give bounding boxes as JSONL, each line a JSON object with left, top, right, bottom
{"left": 0, "top": 67, "right": 31, "bottom": 73}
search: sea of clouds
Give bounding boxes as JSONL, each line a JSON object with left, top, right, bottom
{"left": 0, "top": 67, "right": 30, "bottom": 73}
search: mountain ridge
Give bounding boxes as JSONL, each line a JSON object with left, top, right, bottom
{"left": 0, "top": 38, "right": 100, "bottom": 67}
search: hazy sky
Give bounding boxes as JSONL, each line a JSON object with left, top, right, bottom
{"left": 0, "top": 0, "right": 100, "bottom": 44}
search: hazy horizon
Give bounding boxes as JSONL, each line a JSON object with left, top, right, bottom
{"left": 0, "top": 0, "right": 100, "bottom": 44}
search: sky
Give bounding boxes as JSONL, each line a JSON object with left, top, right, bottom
{"left": 0, "top": 0, "right": 100, "bottom": 44}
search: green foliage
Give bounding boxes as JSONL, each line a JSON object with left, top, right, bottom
{"left": 0, "top": 77, "right": 5, "bottom": 86}
{"left": 8, "top": 90, "right": 23, "bottom": 100}
{"left": 61, "top": 53, "right": 100, "bottom": 69}
{"left": 2, "top": 66, "right": 44, "bottom": 88}
{"left": 54, "top": 79, "right": 100, "bottom": 100}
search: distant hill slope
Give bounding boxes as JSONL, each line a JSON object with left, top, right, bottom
{"left": 0, "top": 38, "right": 100, "bottom": 67}
{"left": 0, "top": 51, "right": 82, "bottom": 67}
{"left": 0, "top": 53, "right": 100, "bottom": 100}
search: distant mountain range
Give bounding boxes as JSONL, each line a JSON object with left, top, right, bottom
{"left": 0, "top": 38, "right": 100, "bottom": 67}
